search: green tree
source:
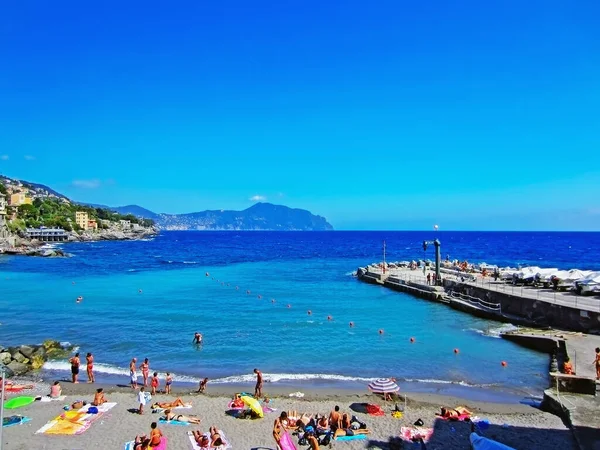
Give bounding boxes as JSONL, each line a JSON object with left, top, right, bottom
{"left": 0, "top": 182, "right": 6, "bottom": 195}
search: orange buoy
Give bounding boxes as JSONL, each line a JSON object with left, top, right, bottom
{"left": 378, "top": 329, "right": 384, "bottom": 335}
{"left": 349, "top": 321, "right": 354, "bottom": 327}
{"left": 410, "top": 337, "right": 415, "bottom": 343}
{"left": 307, "top": 310, "right": 312, "bottom": 315}
{"left": 287, "top": 304, "right": 291, "bottom": 308}
{"left": 501, "top": 361, "right": 507, "bottom": 367}
{"left": 453, "top": 348, "right": 459, "bottom": 354}
{"left": 327, "top": 315, "right": 332, "bottom": 321}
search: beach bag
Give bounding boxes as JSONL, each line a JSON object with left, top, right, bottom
{"left": 88, "top": 406, "right": 99, "bottom": 414}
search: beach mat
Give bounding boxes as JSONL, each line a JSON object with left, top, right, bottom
{"left": 400, "top": 427, "right": 434, "bottom": 443}
{"left": 3, "top": 415, "right": 32, "bottom": 428}
{"left": 187, "top": 430, "right": 231, "bottom": 450}
{"left": 36, "top": 402, "right": 117, "bottom": 435}
{"left": 335, "top": 434, "right": 368, "bottom": 441}
{"left": 160, "top": 419, "right": 190, "bottom": 426}
{"left": 79, "top": 401, "right": 117, "bottom": 413}
{"left": 40, "top": 395, "right": 67, "bottom": 402}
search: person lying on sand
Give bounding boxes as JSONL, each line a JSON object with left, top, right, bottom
{"left": 163, "top": 409, "right": 201, "bottom": 424}
{"left": 0, "top": 377, "right": 34, "bottom": 390}
{"left": 334, "top": 428, "right": 371, "bottom": 439}
{"left": 151, "top": 397, "right": 188, "bottom": 409}
{"left": 192, "top": 430, "right": 211, "bottom": 448}
{"left": 437, "top": 406, "right": 472, "bottom": 419}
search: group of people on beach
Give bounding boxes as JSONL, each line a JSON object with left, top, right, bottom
{"left": 68, "top": 352, "right": 95, "bottom": 384}
{"left": 273, "top": 405, "right": 371, "bottom": 450}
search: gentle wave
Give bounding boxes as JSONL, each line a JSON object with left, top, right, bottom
{"left": 210, "top": 373, "right": 378, "bottom": 384}
{"left": 466, "top": 323, "right": 519, "bottom": 339}
{"left": 402, "top": 377, "right": 496, "bottom": 388}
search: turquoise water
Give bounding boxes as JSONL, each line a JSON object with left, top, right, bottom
{"left": 0, "top": 231, "right": 580, "bottom": 402}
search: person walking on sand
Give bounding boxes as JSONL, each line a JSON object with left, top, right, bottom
{"left": 86, "top": 352, "right": 95, "bottom": 383}
{"left": 69, "top": 352, "right": 81, "bottom": 384}
{"left": 130, "top": 358, "right": 138, "bottom": 389}
{"left": 254, "top": 368, "right": 263, "bottom": 398}
{"left": 138, "top": 386, "right": 150, "bottom": 415}
{"left": 594, "top": 347, "right": 600, "bottom": 380}
{"left": 140, "top": 358, "right": 150, "bottom": 387}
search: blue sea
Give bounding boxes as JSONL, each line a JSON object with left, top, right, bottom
{"left": 1, "top": 231, "right": 599, "bottom": 402}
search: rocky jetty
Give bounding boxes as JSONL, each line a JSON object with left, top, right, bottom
{"left": 0, "top": 340, "right": 72, "bottom": 377}
{"left": 69, "top": 226, "right": 158, "bottom": 242}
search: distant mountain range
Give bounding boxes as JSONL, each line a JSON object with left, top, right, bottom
{"left": 102, "top": 202, "right": 334, "bottom": 231}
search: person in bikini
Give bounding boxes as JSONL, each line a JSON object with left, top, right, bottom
{"left": 92, "top": 388, "right": 107, "bottom": 406}
{"left": 151, "top": 397, "right": 188, "bottom": 409}
{"left": 140, "top": 358, "right": 150, "bottom": 387}
{"left": 210, "top": 426, "right": 224, "bottom": 446}
{"left": 437, "top": 406, "right": 472, "bottom": 419}
{"left": 192, "top": 430, "right": 211, "bottom": 447}
{"left": 86, "top": 352, "right": 95, "bottom": 383}
{"left": 197, "top": 377, "right": 209, "bottom": 393}
{"left": 149, "top": 422, "right": 162, "bottom": 447}
{"left": 333, "top": 428, "right": 371, "bottom": 439}
{"left": 49, "top": 381, "right": 62, "bottom": 398}
{"left": 273, "top": 411, "right": 288, "bottom": 450}
{"left": 163, "top": 408, "right": 201, "bottom": 424}
{"left": 151, "top": 372, "right": 159, "bottom": 395}
{"left": 132, "top": 435, "right": 151, "bottom": 450}
{"left": 69, "top": 352, "right": 80, "bottom": 384}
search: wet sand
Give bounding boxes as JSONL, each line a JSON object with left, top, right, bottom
{"left": 1, "top": 381, "right": 576, "bottom": 450}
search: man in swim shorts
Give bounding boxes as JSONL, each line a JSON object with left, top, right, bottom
{"left": 193, "top": 332, "right": 203, "bottom": 344}
{"left": 254, "top": 368, "right": 263, "bottom": 398}
{"left": 69, "top": 353, "right": 80, "bottom": 384}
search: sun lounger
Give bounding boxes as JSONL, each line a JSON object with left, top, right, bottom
{"left": 187, "top": 430, "right": 231, "bottom": 450}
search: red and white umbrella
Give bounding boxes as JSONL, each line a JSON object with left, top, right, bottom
{"left": 368, "top": 378, "right": 399, "bottom": 394}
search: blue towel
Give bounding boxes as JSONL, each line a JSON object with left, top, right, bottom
{"left": 335, "top": 434, "right": 368, "bottom": 441}
{"left": 2, "top": 416, "right": 31, "bottom": 428}
{"left": 159, "top": 419, "right": 190, "bottom": 426}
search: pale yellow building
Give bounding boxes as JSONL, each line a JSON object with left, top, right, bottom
{"left": 75, "top": 211, "right": 89, "bottom": 230}
{"left": 9, "top": 192, "right": 32, "bottom": 206}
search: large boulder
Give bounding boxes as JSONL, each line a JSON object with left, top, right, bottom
{"left": 19, "top": 345, "right": 35, "bottom": 358}
{"left": 33, "top": 346, "right": 47, "bottom": 358}
{"left": 0, "top": 363, "right": 15, "bottom": 378}
{"left": 0, "top": 351, "right": 11, "bottom": 365}
{"left": 11, "top": 352, "right": 29, "bottom": 365}
{"left": 6, "top": 360, "right": 28, "bottom": 375}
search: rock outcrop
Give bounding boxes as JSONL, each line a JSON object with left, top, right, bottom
{"left": 0, "top": 340, "right": 72, "bottom": 377}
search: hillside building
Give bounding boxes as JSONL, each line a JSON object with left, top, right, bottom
{"left": 75, "top": 211, "right": 89, "bottom": 230}
{"left": 9, "top": 192, "right": 32, "bottom": 206}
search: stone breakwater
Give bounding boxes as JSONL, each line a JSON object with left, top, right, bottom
{"left": 0, "top": 340, "right": 73, "bottom": 377}
{"left": 0, "top": 226, "right": 158, "bottom": 257}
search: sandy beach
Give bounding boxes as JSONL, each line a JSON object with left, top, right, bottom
{"left": 2, "top": 381, "right": 576, "bottom": 450}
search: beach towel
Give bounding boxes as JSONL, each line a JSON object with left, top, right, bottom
{"left": 187, "top": 430, "right": 231, "bottom": 450}
{"left": 160, "top": 419, "right": 190, "bottom": 426}
{"left": 439, "top": 413, "right": 471, "bottom": 421}
{"left": 335, "top": 434, "right": 368, "bottom": 441}
{"left": 36, "top": 402, "right": 117, "bottom": 435}
{"left": 365, "top": 404, "right": 385, "bottom": 416}
{"left": 40, "top": 395, "right": 67, "bottom": 402}
{"left": 2, "top": 415, "right": 32, "bottom": 427}
{"left": 154, "top": 436, "right": 168, "bottom": 450}
{"left": 79, "top": 402, "right": 117, "bottom": 414}
{"left": 124, "top": 441, "right": 135, "bottom": 450}
{"left": 400, "top": 427, "right": 434, "bottom": 443}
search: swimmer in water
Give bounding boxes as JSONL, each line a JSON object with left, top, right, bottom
{"left": 193, "top": 332, "right": 203, "bottom": 344}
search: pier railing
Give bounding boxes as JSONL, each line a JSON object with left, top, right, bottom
{"left": 448, "top": 291, "right": 501, "bottom": 311}
{"left": 365, "top": 267, "right": 600, "bottom": 313}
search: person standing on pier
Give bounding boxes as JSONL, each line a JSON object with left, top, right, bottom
{"left": 426, "top": 273, "right": 431, "bottom": 285}
{"left": 594, "top": 348, "right": 600, "bottom": 380}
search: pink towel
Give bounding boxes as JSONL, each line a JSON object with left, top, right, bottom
{"left": 152, "top": 436, "right": 167, "bottom": 450}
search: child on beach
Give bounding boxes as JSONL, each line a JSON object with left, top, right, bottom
{"left": 151, "top": 372, "right": 159, "bottom": 395}
{"left": 198, "top": 377, "right": 209, "bottom": 393}
{"left": 165, "top": 373, "right": 173, "bottom": 394}
{"left": 138, "top": 386, "right": 150, "bottom": 415}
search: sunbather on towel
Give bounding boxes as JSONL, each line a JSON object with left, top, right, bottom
{"left": 0, "top": 377, "right": 34, "bottom": 390}
{"left": 192, "top": 430, "right": 211, "bottom": 447}
{"left": 437, "top": 406, "right": 472, "bottom": 420}
{"left": 193, "top": 426, "right": 224, "bottom": 447}
{"left": 152, "top": 397, "right": 188, "bottom": 409}
{"left": 334, "top": 428, "right": 371, "bottom": 439}
{"left": 92, "top": 388, "right": 107, "bottom": 406}
{"left": 163, "top": 409, "right": 201, "bottom": 424}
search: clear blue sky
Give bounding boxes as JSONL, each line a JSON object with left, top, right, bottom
{"left": 1, "top": 1, "right": 599, "bottom": 230}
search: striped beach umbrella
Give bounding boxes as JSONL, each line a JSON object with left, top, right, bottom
{"left": 368, "top": 378, "right": 399, "bottom": 394}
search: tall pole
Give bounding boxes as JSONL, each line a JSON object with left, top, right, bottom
{"left": 434, "top": 239, "right": 441, "bottom": 285}
{"left": 0, "top": 367, "right": 5, "bottom": 450}
{"left": 383, "top": 240, "right": 386, "bottom": 274}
